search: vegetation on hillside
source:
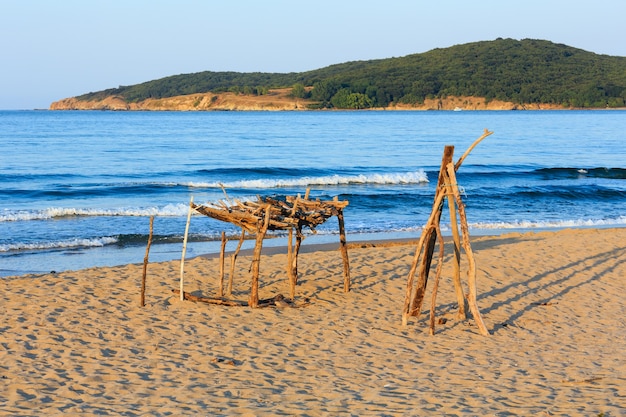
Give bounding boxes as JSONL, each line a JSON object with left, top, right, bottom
{"left": 77, "top": 38, "right": 626, "bottom": 109}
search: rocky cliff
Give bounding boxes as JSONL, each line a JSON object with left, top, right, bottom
{"left": 50, "top": 89, "right": 309, "bottom": 111}
{"left": 50, "top": 89, "right": 563, "bottom": 111}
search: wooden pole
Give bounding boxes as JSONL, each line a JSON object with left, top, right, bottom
{"left": 454, "top": 129, "right": 493, "bottom": 171}
{"left": 249, "top": 204, "right": 271, "bottom": 308}
{"left": 228, "top": 230, "right": 245, "bottom": 296}
{"left": 292, "top": 232, "right": 302, "bottom": 287}
{"left": 409, "top": 145, "right": 454, "bottom": 318}
{"left": 446, "top": 163, "right": 489, "bottom": 336}
{"left": 429, "top": 225, "right": 445, "bottom": 335}
{"left": 337, "top": 208, "right": 351, "bottom": 292}
{"left": 287, "top": 196, "right": 301, "bottom": 300}
{"left": 288, "top": 227, "right": 296, "bottom": 299}
{"left": 180, "top": 196, "right": 194, "bottom": 301}
{"left": 219, "top": 231, "right": 227, "bottom": 297}
{"left": 445, "top": 171, "right": 467, "bottom": 320}
{"left": 141, "top": 216, "right": 154, "bottom": 307}
{"left": 402, "top": 190, "right": 447, "bottom": 325}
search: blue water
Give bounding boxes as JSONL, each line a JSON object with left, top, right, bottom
{"left": 1, "top": 110, "right": 625, "bottom": 276}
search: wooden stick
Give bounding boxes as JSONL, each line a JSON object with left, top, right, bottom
{"left": 409, "top": 146, "right": 454, "bottom": 318}
{"left": 287, "top": 196, "right": 302, "bottom": 300}
{"left": 141, "top": 216, "right": 154, "bottom": 307}
{"left": 288, "top": 227, "right": 296, "bottom": 299}
{"left": 337, "top": 209, "right": 351, "bottom": 292}
{"left": 173, "top": 289, "right": 245, "bottom": 306}
{"left": 446, "top": 163, "right": 489, "bottom": 336}
{"left": 292, "top": 232, "right": 302, "bottom": 286}
{"left": 402, "top": 190, "right": 447, "bottom": 325}
{"left": 429, "top": 224, "right": 445, "bottom": 335}
{"left": 228, "top": 230, "right": 245, "bottom": 296}
{"left": 219, "top": 231, "right": 227, "bottom": 297}
{"left": 249, "top": 204, "right": 271, "bottom": 308}
{"left": 454, "top": 129, "right": 493, "bottom": 171}
{"left": 219, "top": 183, "right": 232, "bottom": 205}
{"left": 445, "top": 171, "right": 467, "bottom": 319}
{"left": 180, "top": 196, "right": 194, "bottom": 301}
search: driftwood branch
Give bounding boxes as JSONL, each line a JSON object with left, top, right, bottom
{"left": 140, "top": 216, "right": 154, "bottom": 307}
{"left": 429, "top": 224, "right": 445, "bottom": 335}
{"left": 228, "top": 230, "right": 245, "bottom": 296}
{"left": 454, "top": 128, "right": 493, "bottom": 171}
{"left": 180, "top": 196, "right": 194, "bottom": 301}
{"left": 172, "top": 290, "right": 309, "bottom": 308}
{"left": 445, "top": 163, "right": 489, "bottom": 336}
{"left": 219, "top": 231, "right": 227, "bottom": 297}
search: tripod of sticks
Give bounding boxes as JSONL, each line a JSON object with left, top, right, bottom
{"left": 402, "top": 129, "right": 493, "bottom": 336}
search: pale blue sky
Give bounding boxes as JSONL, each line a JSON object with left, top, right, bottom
{"left": 1, "top": 0, "right": 625, "bottom": 109}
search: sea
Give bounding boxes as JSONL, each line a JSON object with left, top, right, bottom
{"left": 1, "top": 110, "right": 625, "bottom": 277}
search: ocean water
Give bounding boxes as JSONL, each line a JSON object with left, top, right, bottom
{"left": 1, "top": 110, "right": 625, "bottom": 276}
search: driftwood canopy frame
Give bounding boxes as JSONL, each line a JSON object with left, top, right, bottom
{"left": 183, "top": 189, "right": 350, "bottom": 307}
{"left": 402, "top": 129, "right": 493, "bottom": 336}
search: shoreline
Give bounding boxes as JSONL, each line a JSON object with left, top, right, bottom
{"left": 3, "top": 225, "right": 624, "bottom": 279}
{"left": 2, "top": 226, "right": 625, "bottom": 414}
{"left": 49, "top": 91, "right": 626, "bottom": 112}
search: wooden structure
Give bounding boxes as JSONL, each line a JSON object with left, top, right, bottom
{"left": 402, "top": 129, "right": 493, "bottom": 336}
{"left": 183, "top": 190, "right": 350, "bottom": 307}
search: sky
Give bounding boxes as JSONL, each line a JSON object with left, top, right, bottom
{"left": 1, "top": 0, "right": 625, "bottom": 110}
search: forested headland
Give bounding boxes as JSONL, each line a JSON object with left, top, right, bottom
{"left": 52, "top": 38, "right": 626, "bottom": 110}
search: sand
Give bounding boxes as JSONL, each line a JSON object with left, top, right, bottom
{"left": 1, "top": 227, "right": 625, "bottom": 416}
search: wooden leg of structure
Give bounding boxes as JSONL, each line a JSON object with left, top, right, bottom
{"left": 228, "top": 230, "right": 245, "bottom": 297}
{"left": 446, "top": 163, "right": 489, "bottom": 336}
{"left": 429, "top": 226, "right": 445, "bottom": 335}
{"left": 409, "top": 146, "right": 454, "bottom": 317}
{"left": 337, "top": 209, "right": 351, "bottom": 292}
{"left": 287, "top": 233, "right": 303, "bottom": 300}
{"left": 411, "top": 226, "right": 437, "bottom": 316}
{"left": 219, "top": 231, "right": 227, "bottom": 297}
{"left": 249, "top": 205, "right": 271, "bottom": 308}
{"left": 446, "top": 174, "right": 467, "bottom": 319}
{"left": 288, "top": 228, "right": 296, "bottom": 299}
{"left": 292, "top": 233, "right": 302, "bottom": 286}
{"left": 141, "top": 216, "right": 154, "bottom": 307}
{"left": 180, "top": 196, "right": 194, "bottom": 301}
{"left": 402, "top": 190, "right": 446, "bottom": 325}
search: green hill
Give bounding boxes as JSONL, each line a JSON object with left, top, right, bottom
{"left": 77, "top": 38, "right": 626, "bottom": 109}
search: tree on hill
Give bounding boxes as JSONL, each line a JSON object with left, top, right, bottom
{"left": 75, "top": 38, "right": 626, "bottom": 109}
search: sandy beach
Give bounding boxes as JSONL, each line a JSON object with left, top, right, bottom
{"left": 2, "top": 227, "right": 625, "bottom": 416}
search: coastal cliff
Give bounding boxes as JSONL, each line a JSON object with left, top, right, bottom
{"left": 50, "top": 89, "right": 306, "bottom": 111}
{"left": 50, "top": 89, "right": 561, "bottom": 111}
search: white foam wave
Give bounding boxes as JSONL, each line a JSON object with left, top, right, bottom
{"left": 0, "top": 204, "right": 191, "bottom": 222}
{"left": 0, "top": 236, "right": 118, "bottom": 252}
{"left": 469, "top": 217, "right": 626, "bottom": 230}
{"left": 185, "top": 170, "right": 429, "bottom": 189}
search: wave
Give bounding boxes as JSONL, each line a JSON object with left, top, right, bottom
{"left": 0, "top": 236, "right": 118, "bottom": 252}
{"left": 0, "top": 204, "right": 191, "bottom": 222}
{"left": 185, "top": 170, "right": 430, "bottom": 189}
{"left": 469, "top": 216, "right": 626, "bottom": 230}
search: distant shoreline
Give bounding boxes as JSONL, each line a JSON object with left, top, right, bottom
{"left": 49, "top": 90, "right": 625, "bottom": 112}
